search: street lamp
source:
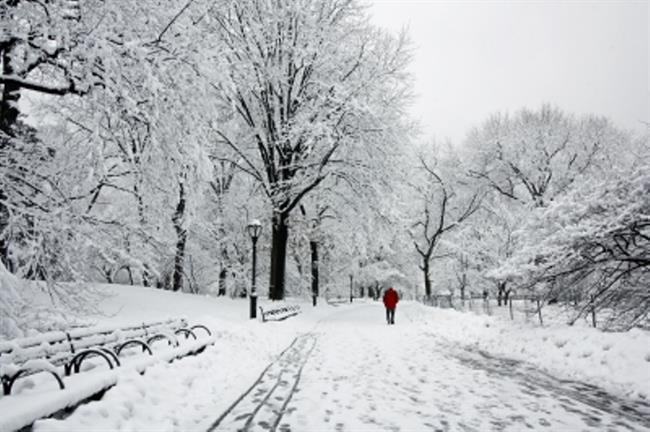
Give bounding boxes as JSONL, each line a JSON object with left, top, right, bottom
{"left": 349, "top": 274, "right": 354, "bottom": 303}
{"left": 246, "top": 219, "right": 262, "bottom": 319}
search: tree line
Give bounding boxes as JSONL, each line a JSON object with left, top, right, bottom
{"left": 410, "top": 106, "right": 648, "bottom": 330}
{"left": 1, "top": 0, "right": 411, "bottom": 303}
{"left": 1, "top": 0, "right": 647, "bottom": 330}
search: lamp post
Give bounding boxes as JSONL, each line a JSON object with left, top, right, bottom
{"left": 246, "top": 219, "right": 262, "bottom": 319}
{"left": 349, "top": 274, "right": 353, "bottom": 303}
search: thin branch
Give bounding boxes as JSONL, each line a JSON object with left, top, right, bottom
{"left": 155, "top": 0, "right": 195, "bottom": 43}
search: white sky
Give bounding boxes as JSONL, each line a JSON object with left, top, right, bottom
{"left": 367, "top": 0, "right": 650, "bottom": 143}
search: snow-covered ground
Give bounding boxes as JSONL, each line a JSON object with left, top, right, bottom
{"left": 428, "top": 306, "right": 650, "bottom": 401}
{"left": 281, "top": 304, "right": 649, "bottom": 431}
{"left": 2, "top": 285, "right": 649, "bottom": 431}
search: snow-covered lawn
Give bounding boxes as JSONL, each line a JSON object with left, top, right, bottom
{"left": 1, "top": 285, "right": 648, "bottom": 431}
{"left": 426, "top": 306, "right": 650, "bottom": 401}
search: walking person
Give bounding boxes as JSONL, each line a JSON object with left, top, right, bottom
{"left": 383, "top": 286, "right": 399, "bottom": 324}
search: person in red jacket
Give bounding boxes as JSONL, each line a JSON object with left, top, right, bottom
{"left": 383, "top": 286, "right": 399, "bottom": 325}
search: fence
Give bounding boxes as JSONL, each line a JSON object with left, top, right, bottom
{"left": 420, "top": 295, "right": 547, "bottom": 325}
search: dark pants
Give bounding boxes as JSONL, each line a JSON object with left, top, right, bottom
{"left": 385, "top": 307, "right": 395, "bottom": 324}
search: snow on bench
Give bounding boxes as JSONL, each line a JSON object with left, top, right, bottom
{"left": 258, "top": 304, "right": 301, "bottom": 322}
{"left": 0, "top": 336, "right": 216, "bottom": 432}
{"left": 0, "top": 318, "right": 212, "bottom": 396}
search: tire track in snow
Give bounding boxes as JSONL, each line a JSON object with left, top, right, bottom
{"left": 206, "top": 333, "right": 318, "bottom": 432}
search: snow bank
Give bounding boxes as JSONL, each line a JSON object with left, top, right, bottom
{"left": 426, "top": 305, "right": 650, "bottom": 400}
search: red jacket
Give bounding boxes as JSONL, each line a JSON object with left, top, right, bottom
{"left": 383, "top": 288, "right": 399, "bottom": 309}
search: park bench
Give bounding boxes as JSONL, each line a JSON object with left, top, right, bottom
{"left": 327, "top": 297, "right": 349, "bottom": 306}
{"left": 258, "top": 304, "right": 301, "bottom": 322}
{"left": 0, "top": 318, "right": 212, "bottom": 396}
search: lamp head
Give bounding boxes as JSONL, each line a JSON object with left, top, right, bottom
{"left": 247, "top": 219, "right": 262, "bottom": 240}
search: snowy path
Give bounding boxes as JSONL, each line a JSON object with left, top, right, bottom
{"left": 213, "top": 303, "right": 650, "bottom": 432}
{"left": 207, "top": 333, "right": 318, "bottom": 431}
{"left": 30, "top": 300, "right": 649, "bottom": 432}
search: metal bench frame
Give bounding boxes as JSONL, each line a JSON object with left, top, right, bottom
{"left": 0, "top": 318, "right": 208, "bottom": 395}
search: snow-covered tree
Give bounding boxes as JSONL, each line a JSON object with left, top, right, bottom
{"left": 206, "top": 0, "right": 412, "bottom": 299}
{"left": 491, "top": 155, "right": 649, "bottom": 329}
{"left": 408, "top": 145, "right": 482, "bottom": 298}
{"left": 2, "top": 0, "right": 220, "bottom": 286}
{"left": 454, "top": 105, "right": 634, "bottom": 307}
{"left": 465, "top": 105, "right": 626, "bottom": 207}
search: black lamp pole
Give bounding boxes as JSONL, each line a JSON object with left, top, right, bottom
{"left": 247, "top": 220, "right": 262, "bottom": 320}
{"left": 349, "top": 274, "right": 353, "bottom": 303}
{"left": 250, "top": 235, "right": 258, "bottom": 319}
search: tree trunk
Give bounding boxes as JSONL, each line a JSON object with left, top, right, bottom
{"left": 102, "top": 267, "right": 113, "bottom": 284}
{"left": 269, "top": 211, "right": 288, "bottom": 300}
{"left": 0, "top": 46, "right": 19, "bottom": 269}
{"left": 459, "top": 255, "right": 467, "bottom": 301}
{"left": 423, "top": 260, "right": 432, "bottom": 298}
{"left": 142, "top": 264, "right": 153, "bottom": 287}
{"left": 172, "top": 228, "right": 187, "bottom": 292}
{"left": 218, "top": 266, "right": 227, "bottom": 296}
{"left": 0, "top": 191, "right": 9, "bottom": 271}
{"left": 215, "top": 187, "right": 230, "bottom": 297}
{"left": 0, "top": 46, "right": 21, "bottom": 134}
{"left": 460, "top": 273, "right": 466, "bottom": 300}
{"left": 134, "top": 181, "right": 153, "bottom": 287}
{"left": 171, "top": 181, "right": 187, "bottom": 292}
{"left": 504, "top": 286, "right": 511, "bottom": 304}
{"left": 310, "top": 240, "right": 318, "bottom": 306}
{"left": 497, "top": 281, "right": 506, "bottom": 306}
